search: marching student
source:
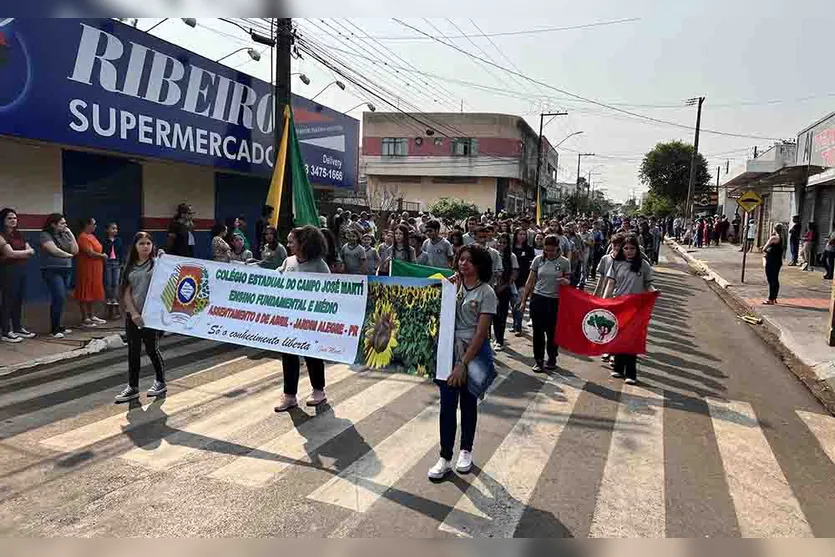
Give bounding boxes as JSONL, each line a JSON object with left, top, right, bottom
{"left": 492, "top": 233, "right": 518, "bottom": 351}
{"left": 340, "top": 229, "right": 368, "bottom": 275}
{"left": 428, "top": 244, "right": 497, "bottom": 480}
{"left": 115, "top": 232, "right": 166, "bottom": 403}
{"left": 511, "top": 227, "right": 535, "bottom": 336}
{"left": 361, "top": 233, "right": 380, "bottom": 275}
{"left": 593, "top": 233, "right": 625, "bottom": 364}
{"left": 421, "top": 220, "right": 454, "bottom": 269}
{"left": 379, "top": 224, "right": 416, "bottom": 275}
{"left": 258, "top": 226, "right": 287, "bottom": 270}
{"left": 602, "top": 234, "right": 656, "bottom": 385}
{"left": 518, "top": 234, "right": 571, "bottom": 373}
{"left": 275, "top": 225, "right": 331, "bottom": 412}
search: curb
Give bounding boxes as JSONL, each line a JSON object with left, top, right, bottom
{"left": 0, "top": 333, "right": 125, "bottom": 377}
{"left": 665, "top": 239, "right": 835, "bottom": 416}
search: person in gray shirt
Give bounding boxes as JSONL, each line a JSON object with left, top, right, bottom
{"left": 114, "top": 232, "right": 167, "bottom": 403}
{"left": 39, "top": 213, "right": 79, "bottom": 338}
{"left": 421, "top": 220, "right": 454, "bottom": 268}
{"left": 276, "top": 225, "right": 332, "bottom": 412}
{"left": 340, "top": 229, "right": 368, "bottom": 275}
{"left": 602, "top": 234, "right": 657, "bottom": 385}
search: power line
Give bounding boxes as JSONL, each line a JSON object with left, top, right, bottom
{"left": 335, "top": 18, "right": 642, "bottom": 40}
{"left": 467, "top": 18, "right": 545, "bottom": 100}
{"left": 392, "top": 18, "right": 786, "bottom": 141}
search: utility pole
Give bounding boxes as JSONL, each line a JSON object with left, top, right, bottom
{"left": 275, "top": 18, "right": 294, "bottom": 241}
{"left": 685, "top": 96, "right": 705, "bottom": 224}
{"left": 576, "top": 152, "right": 594, "bottom": 196}
{"left": 535, "top": 111, "right": 567, "bottom": 224}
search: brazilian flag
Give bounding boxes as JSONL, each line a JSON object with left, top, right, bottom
{"left": 390, "top": 260, "right": 454, "bottom": 280}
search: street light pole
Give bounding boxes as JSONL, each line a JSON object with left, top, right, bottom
{"left": 685, "top": 96, "right": 705, "bottom": 223}
{"left": 535, "top": 111, "right": 568, "bottom": 224}
{"left": 576, "top": 152, "right": 595, "bottom": 195}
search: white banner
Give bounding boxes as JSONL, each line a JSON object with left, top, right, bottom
{"left": 142, "top": 255, "right": 368, "bottom": 364}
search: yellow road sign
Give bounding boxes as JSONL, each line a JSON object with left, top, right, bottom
{"left": 736, "top": 190, "right": 763, "bottom": 213}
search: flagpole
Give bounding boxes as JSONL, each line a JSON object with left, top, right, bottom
{"left": 275, "top": 18, "right": 294, "bottom": 241}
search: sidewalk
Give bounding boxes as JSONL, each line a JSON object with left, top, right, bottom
{"left": 667, "top": 238, "right": 835, "bottom": 395}
{"left": 0, "top": 301, "right": 125, "bottom": 376}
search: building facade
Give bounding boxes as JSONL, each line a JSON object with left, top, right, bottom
{"left": 0, "top": 18, "right": 359, "bottom": 301}
{"left": 362, "top": 112, "right": 557, "bottom": 215}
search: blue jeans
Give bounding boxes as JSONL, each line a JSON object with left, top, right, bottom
{"left": 0, "top": 264, "right": 26, "bottom": 334}
{"left": 42, "top": 268, "right": 71, "bottom": 333}
{"left": 104, "top": 259, "right": 121, "bottom": 301}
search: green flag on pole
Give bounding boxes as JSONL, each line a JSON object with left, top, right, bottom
{"left": 288, "top": 110, "right": 320, "bottom": 227}
{"left": 390, "top": 259, "right": 454, "bottom": 279}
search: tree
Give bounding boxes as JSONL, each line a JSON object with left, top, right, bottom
{"left": 622, "top": 198, "right": 640, "bottom": 217}
{"left": 427, "top": 197, "right": 480, "bottom": 221}
{"left": 639, "top": 140, "right": 709, "bottom": 210}
{"left": 641, "top": 191, "right": 676, "bottom": 216}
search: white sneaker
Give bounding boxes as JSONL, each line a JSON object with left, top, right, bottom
{"left": 428, "top": 457, "right": 453, "bottom": 480}
{"left": 50, "top": 331, "right": 65, "bottom": 339}
{"left": 14, "top": 329, "right": 36, "bottom": 339}
{"left": 1, "top": 333, "right": 22, "bottom": 344}
{"left": 82, "top": 319, "right": 97, "bottom": 328}
{"left": 624, "top": 378, "right": 638, "bottom": 385}
{"left": 91, "top": 316, "right": 107, "bottom": 325}
{"left": 456, "top": 450, "right": 473, "bottom": 473}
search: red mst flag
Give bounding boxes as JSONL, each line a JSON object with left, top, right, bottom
{"left": 556, "top": 287, "right": 659, "bottom": 356}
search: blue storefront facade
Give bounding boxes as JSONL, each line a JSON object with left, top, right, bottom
{"left": 0, "top": 18, "right": 359, "bottom": 301}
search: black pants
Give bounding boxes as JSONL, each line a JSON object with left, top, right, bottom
{"left": 126, "top": 317, "right": 165, "bottom": 389}
{"left": 614, "top": 354, "right": 637, "bottom": 380}
{"left": 281, "top": 354, "right": 325, "bottom": 396}
{"left": 0, "top": 264, "right": 26, "bottom": 335}
{"left": 438, "top": 379, "right": 477, "bottom": 461}
{"left": 493, "top": 287, "right": 511, "bottom": 345}
{"left": 824, "top": 251, "right": 835, "bottom": 279}
{"left": 765, "top": 262, "right": 781, "bottom": 301}
{"left": 530, "top": 294, "right": 558, "bottom": 364}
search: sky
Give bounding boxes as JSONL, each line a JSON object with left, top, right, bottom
{"left": 146, "top": 1, "right": 835, "bottom": 203}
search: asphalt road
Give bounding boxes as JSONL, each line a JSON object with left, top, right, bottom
{"left": 1, "top": 247, "right": 834, "bottom": 537}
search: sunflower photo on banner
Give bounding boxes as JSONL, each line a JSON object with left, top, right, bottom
{"left": 354, "top": 276, "right": 455, "bottom": 380}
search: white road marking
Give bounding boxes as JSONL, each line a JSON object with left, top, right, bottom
{"left": 708, "top": 399, "right": 813, "bottom": 537}
{"left": 208, "top": 373, "right": 426, "bottom": 487}
{"left": 796, "top": 410, "right": 835, "bottom": 466}
{"left": 120, "top": 365, "right": 355, "bottom": 470}
{"left": 437, "top": 374, "right": 584, "bottom": 538}
{"left": 589, "top": 384, "right": 665, "bottom": 537}
{"left": 308, "top": 373, "right": 510, "bottom": 515}
{"left": 40, "top": 361, "right": 283, "bottom": 453}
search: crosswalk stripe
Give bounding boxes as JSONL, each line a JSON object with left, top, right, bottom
{"left": 796, "top": 411, "right": 835, "bottom": 466}
{"left": 0, "top": 342, "right": 235, "bottom": 409}
{"left": 120, "top": 365, "right": 356, "bottom": 471}
{"left": 708, "top": 398, "right": 813, "bottom": 537}
{"left": 307, "top": 372, "right": 510, "bottom": 515}
{"left": 39, "top": 360, "right": 283, "bottom": 453}
{"left": 589, "top": 384, "right": 665, "bottom": 537}
{"left": 437, "top": 374, "right": 584, "bottom": 538}
{"left": 208, "top": 372, "right": 426, "bottom": 488}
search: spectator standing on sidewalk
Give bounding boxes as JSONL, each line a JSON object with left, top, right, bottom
{"left": 801, "top": 222, "right": 817, "bottom": 271}
{"left": 762, "top": 224, "right": 784, "bottom": 305}
{"left": 788, "top": 216, "right": 802, "bottom": 266}
{"left": 0, "top": 208, "right": 36, "bottom": 343}
{"left": 101, "top": 222, "right": 124, "bottom": 321}
{"left": 741, "top": 218, "right": 756, "bottom": 253}
{"left": 40, "top": 214, "right": 78, "bottom": 338}
{"left": 75, "top": 217, "right": 108, "bottom": 327}
{"left": 732, "top": 213, "right": 741, "bottom": 244}
{"left": 166, "top": 204, "right": 196, "bottom": 257}
{"left": 822, "top": 228, "right": 835, "bottom": 280}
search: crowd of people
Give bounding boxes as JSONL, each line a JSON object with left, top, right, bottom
{"left": 1, "top": 202, "right": 663, "bottom": 481}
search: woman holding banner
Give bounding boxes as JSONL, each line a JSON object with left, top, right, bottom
{"left": 275, "top": 225, "right": 332, "bottom": 412}
{"left": 428, "top": 244, "right": 497, "bottom": 480}
{"left": 518, "top": 235, "right": 571, "bottom": 373}
{"left": 602, "top": 234, "right": 656, "bottom": 385}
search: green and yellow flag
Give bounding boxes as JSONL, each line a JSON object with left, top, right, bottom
{"left": 390, "top": 259, "right": 454, "bottom": 280}
{"left": 266, "top": 106, "right": 320, "bottom": 228}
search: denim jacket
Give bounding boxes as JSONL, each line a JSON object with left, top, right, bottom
{"left": 100, "top": 236, "right": 124, "bottom": 263}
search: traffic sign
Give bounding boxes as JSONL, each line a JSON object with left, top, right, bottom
{"left": 736, "top": 190, "right": 763, "bottom": 213}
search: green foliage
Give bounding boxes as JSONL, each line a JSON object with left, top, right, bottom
{"left": 562, "top": 189, "right": 616, "bottom": 217}
{"left": 622, "top": 198, "right": 640, "bottom": 217}
{"left": 641, "top": 191, "right": 676, "bottom": 216}
{"left": 639, "top": 140, "right": 710, "bottom": 210}
{"left": 427, "top": 197, "right": 480, "bottom": 221}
